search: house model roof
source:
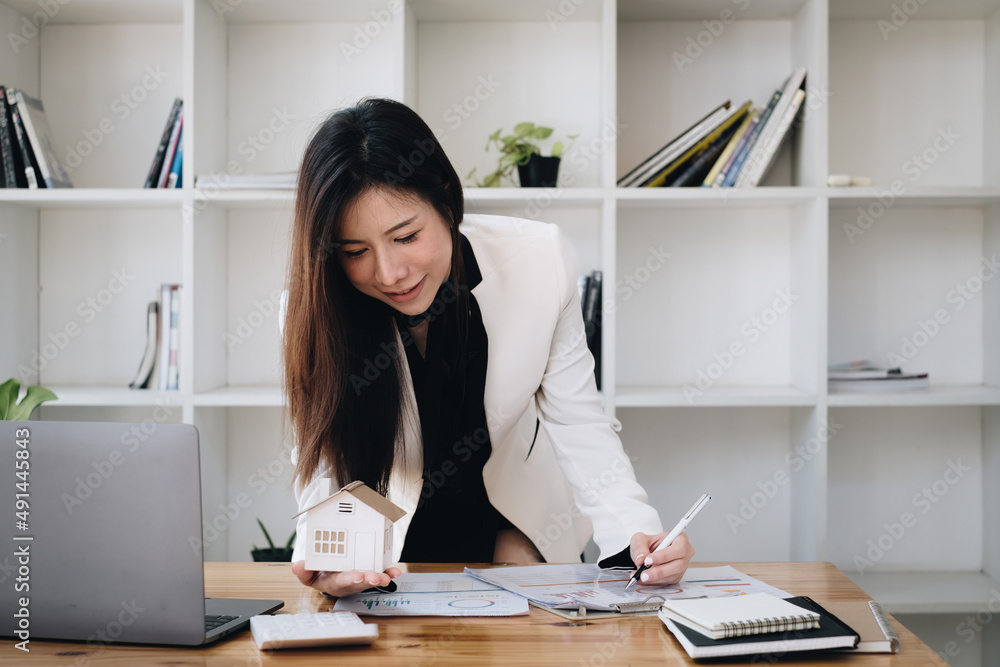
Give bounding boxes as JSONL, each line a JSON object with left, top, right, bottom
{"left": 293, "top": 480, "right": 407, "bottom": 522}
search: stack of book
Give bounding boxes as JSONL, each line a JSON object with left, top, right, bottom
{"left": 578, "top": 271, "right": 602, "bottom": 389}
{"left": 828, "top": 361, "right": 929, "bottom": 392}
{"left": 129, "top": 283, "right": 182, "bottom": 391}
{"left": 144, "top": 98, "right": 183, "bottom": 188}
{"left": 0, "top": 86, "right": 73, "bottom": 188}
{"left": 618, "top": 67, "right": 807, "bottom": 188}
{"left": 658, "top": 593, "right": 861, "bottom": 659}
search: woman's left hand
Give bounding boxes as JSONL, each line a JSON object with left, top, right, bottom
{"left": 628, "top": 531, "right": 695, "bottom": 585}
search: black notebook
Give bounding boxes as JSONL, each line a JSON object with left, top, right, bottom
{"left": 660, "top": 596, "right": 860, "bottom": 659}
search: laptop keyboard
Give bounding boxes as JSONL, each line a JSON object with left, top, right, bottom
{"left": 206, "top": 614, "right": 239, "bottom": 631}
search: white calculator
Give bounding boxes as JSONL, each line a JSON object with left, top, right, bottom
{"left": 250, "top": 611, "right": 379, "bottom": 649}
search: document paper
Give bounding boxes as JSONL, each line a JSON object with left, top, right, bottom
{"left": 463, "top": 564, "right": 792, "bottom": 612}
{"left": 333, "top": 573, "right": 529, "bottom": 616}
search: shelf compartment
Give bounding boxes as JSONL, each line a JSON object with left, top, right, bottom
{"left": 828, "top": 384, "right": 1000, "bottom": 407}
{"left": 844, "top": 570, "right": 1000, "bottom": 614}
{"left": 829, "top": 206, "right": 996, "bottom": 387}
{"left": 192, "top": 385, "right": 283, "bottom": 406}
{"left": 38, "top": 385, "right": 183, "bottom": 407}
{"left": 0, "top": 189, "right": 185, "bottom": 209}
{"left": 615, "top": 203, "right": 823, "bottom": 393}
{"left": 828, "top": 406, "right": 984, "bottom": 575}
{"left": 616, "top": 384, "right": 815, "bottom": 407}
{"left": 189, "top": 1, "right": 402, "bottom": 188}
{"left": 829, "top": 15, "right": 996, "bottom": 188}
{"left": 414, "top": 19, "right": 604, "bottom": 189}
{"left": 34, "top": 209, "right": 182, "bottom": 386}
{"left": 190, "top": 207, "right": 289, "bottom": 394}
{"left": 617, "top": 1, "right": 825, "bottom": 188}
{"left": 617, "top": 406, "right": 821, "bottom": 562}
{"left": 17, "top": 19, "right": 185, "bottom": 188}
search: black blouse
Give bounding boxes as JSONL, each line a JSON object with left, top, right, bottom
{"left": 396, "top": 233, "right": 513, "bottom": 562}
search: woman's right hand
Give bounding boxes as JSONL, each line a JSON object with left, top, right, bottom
{"left": 291, "top": 560, "right": 401, "bottom": 598}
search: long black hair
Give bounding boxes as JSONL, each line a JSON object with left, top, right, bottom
{"left": 284, "top": 98, "right": 466, "bottom": 496}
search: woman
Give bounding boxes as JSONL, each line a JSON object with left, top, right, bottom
{"left": 281, "top": 98, "right": 694, "bottom": 598}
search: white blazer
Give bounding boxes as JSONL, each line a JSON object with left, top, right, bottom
{"left": 282, "top": 214, "right": 662, "bottom": 564}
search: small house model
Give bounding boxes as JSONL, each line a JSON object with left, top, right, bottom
{"left": 293, "top": 480, "right": 406, "bottom": 572}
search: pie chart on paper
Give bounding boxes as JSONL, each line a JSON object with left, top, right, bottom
{"left": 448, "top": 598, "right": 497, "bottom": 609}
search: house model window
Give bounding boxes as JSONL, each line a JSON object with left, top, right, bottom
{"left": 294, "top": 480, "right": 406, "bottom": 573}
{"left": 315, "top": 530, "right": 347, "bottom": 555}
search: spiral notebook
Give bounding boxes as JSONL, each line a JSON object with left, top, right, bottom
{"left": 659, "top": 593, "right": 821, "bottom": 640}
{"left": 821, "top": 600, "right": 900, "bottom": 653}
{"left": 660, "top": 596, "right": 860, "bottom": 659}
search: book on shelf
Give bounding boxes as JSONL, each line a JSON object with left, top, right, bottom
{"left": 157, "top": 109, "right": 183, "bottom": 189}
{"left": 145, "top": 98, "right": 182, "bottom": 188}
{"left": 195, "top": 171, "right": 297, "bottom": 189}
{"left": 134, "top": 283, "right": 182, "bottom": 391}
{"left": 667, "top": 115, "right": 745, "bottom": 187}
{"left": 617, "top": 100, "right": 733, "bottom": 188}
{"left": 166, "top": 126, "right": 183, "bottom": 188}
{"left": 659, "top": 595, "right": 859, "bottom": 659}
{"left": 580, "top": 270, "right": 602, "bottom": 390}
{"left": 3, "top": 86, "right": 43, "bottom": 188}
{"left": 721, "top": 89, "right": 781, "bottom": 187}
{"left": 167, "top": 285, "right": 180, "bottom": 390}
{"left": 8, "top": 88, "right": 73, "bottom": 188}
{"left": 643, "top": 101, "right": 751, "bottom": 188}
{"left": 129, "top": 301, "right": 160, "bottom": 389}
{"left": 701, "top": 108, "right": 756, "bottom": 187}
{"left": 828, "top": 361, "right": 928, "bottom": 392}
{"left": 0, "top": 85, "right": 17, "bottom": 188}
{"left": 734, "top": 66, "right": 808, "bottom": 187}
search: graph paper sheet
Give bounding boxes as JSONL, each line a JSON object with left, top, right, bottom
{"left": 333, "top": 573, "right": 529, "bottom": 616}
{"left": 463, "top": 565, "right": 792, "bottom": 612}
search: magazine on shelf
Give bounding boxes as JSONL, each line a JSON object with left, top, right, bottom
{"left": 10, "top": 89, "right": 73, "bottom": 188}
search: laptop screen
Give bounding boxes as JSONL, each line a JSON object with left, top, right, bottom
{"left": 0, "top": 420, "right": 208, "bottom": 645}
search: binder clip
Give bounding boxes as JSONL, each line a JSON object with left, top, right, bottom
{"left": 612, "top": 594, "right": 667, "bottom": 614}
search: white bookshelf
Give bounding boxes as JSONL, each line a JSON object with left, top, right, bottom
{"left": 1, "top": 1, "right": 999, "bottom": 628}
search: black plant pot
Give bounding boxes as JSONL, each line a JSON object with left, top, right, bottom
{"left": 251, "top": 548, "right": 293, "bottom": 562}
{"left": 517, "top": 155, "right": 561, "bottom": 187}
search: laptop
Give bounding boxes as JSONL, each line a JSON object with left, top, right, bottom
{"left": 0, "top": 420, "right": 283, "bottom": 646}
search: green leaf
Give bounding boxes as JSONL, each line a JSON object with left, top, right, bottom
{"left": 513, "top": 122, "right": 534, "bottom": 138}
{"left": 488, "top": 128, "right": 502, "bottom": 142}
{"left": 551, "top": 141, "right": 564, "bottom": 158}
{"left": 531, "top": 126, "right": 554, "bottom": 140}
{"left": 0, "top": 378, "right": 20, "bottom": 420}
{"left": 6, "top": 385, "right": 58, "bottom": 421}
{"left": 257, "top": 518, "right": 277, "bottom": 550}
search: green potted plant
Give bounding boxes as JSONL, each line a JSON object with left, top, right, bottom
{"left": 469, "top": 122, "right": 577, "bottom": 188}
{"left": 251, "top": 518, "right": 296, "bottom": 562}
{"left": 0, "top": 378, "right": 58, "bottom": 420}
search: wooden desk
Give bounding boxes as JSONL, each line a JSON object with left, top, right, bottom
{"left": 9, "top": 562, "right": 946, "bottom": 666}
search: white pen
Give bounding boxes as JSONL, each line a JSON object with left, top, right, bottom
{"left": 624, "top": 493, "right": 711, "bottom": 590}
